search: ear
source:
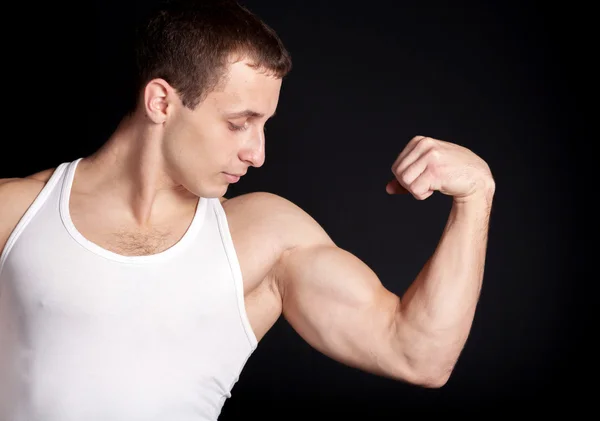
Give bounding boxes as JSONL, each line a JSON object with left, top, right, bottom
{"left": 143, "top": 78, "right": 172, "bottom": 124}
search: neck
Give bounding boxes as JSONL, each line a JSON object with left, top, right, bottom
{"left": 77, "top": 111, "right": 195, "bottom": 227}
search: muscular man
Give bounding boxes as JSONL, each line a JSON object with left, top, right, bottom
{"left": 0, "top": 0, "right": 495, "bottom": 419}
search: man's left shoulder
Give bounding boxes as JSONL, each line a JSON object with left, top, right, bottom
{"left": 222, "top": 191, "right": 333, "bottom": 250}
{"left": 221, "top": 191, "right": 308, "bottom": 225}
{"left": 221, "top": 191, "right": 296, "bottom": 211}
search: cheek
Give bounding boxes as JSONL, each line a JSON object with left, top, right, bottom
{"left": 204, "top": 125, "right": 239, "bottom": 156}
{"left": 166, "top": 113, "right": 235, "bottom": 166}
{"left": 177, "top": 123, "right": 212, "bottom": 156}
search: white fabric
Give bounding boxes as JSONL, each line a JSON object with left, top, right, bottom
{"left": 0, "top": 159, "right": 257, "bottom": 420}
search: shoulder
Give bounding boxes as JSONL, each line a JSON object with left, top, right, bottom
{"left": 222, "top": 191, "right": 335, "bottom": 253}
{"left": 0, "top": 167, "right": 54, "bottom": 206}
{"left": 0, "top": 167, "right": 55, "bottom": 197}
{"left": 0, "top": 167, "right": 56, "bottom": 254}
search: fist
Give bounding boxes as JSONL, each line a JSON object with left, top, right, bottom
{"left": 386, "top": 136, "right": 494, "bottom": 201}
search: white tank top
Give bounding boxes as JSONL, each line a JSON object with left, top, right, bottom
{"left": 0, "top": 159, "right": 258, "bottom": 421}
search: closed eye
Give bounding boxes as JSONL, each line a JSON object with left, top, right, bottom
{"left": 228, "top": 121, "right": 248, "bottom": 132}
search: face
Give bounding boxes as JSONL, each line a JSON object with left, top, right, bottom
{"left": 158, "top": 59, "right": 282, "bottom": 197}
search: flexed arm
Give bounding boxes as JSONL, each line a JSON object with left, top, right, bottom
{"left": 275, "top": 136, "right": 495, "bottom": 387}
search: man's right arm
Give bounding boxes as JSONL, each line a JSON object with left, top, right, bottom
{"left": 0, "top": 169, "right": 54, "bottom": 256}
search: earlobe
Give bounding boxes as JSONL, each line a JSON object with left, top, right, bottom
{"left": 144, "top": 79, "right": 171, "bottom": 124}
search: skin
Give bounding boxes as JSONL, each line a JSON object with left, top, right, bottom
{"left": 0, "top": 57, "right": 495, "bottom": 388}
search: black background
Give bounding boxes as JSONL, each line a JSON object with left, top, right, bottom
{"left": 1, "top": 0, "right": 585, "bottom": 416}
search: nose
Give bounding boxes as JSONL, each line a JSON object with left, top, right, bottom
{"left": 239, "top": 126, "right": 266, "bottom": 168}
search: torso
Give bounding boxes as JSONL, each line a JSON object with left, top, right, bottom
{"left": 0, "top": 167, "right": 284, "bottom": 343}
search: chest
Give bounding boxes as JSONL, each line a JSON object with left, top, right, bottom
{"left": 67, "top": 198, "right": 280, "bottom": 297}
{"left": 69, "top": 202, "right": 195, "bottom": 257}
{"left": 81, "top": 225, "right": 181, "bottom": 257}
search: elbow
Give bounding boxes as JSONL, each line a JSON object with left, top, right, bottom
{"left": 399, "top": 356, "right": 456, "bottom": 388}
{"left": 386, "top": 306, "right": 462, "bottom": 388}
{"left": 392, "top": 327, "right": 463, "bottom": 388}
{"left": 414, "top": 366, "right": 453, "bottom": 388}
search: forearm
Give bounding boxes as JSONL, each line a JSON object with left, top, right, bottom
{"left": 396, "top": 186, "right": 495, "bottom": 384}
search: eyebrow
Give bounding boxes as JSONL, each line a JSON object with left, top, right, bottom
{"left": 225, "top": 109, "right": 276, "bottom": 119}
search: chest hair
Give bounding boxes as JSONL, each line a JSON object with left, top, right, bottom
{"left": 107, "top": 227, "right": 175, "bottom": 256}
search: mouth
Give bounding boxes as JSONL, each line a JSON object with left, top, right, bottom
{"left": 223, "top": 172, "right": 242, "bottom": 183}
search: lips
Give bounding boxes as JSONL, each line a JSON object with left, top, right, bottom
{"left": 224, "top": 170, "right": 246, "bottom": 177}
{"left": 223, "top": 172, "right": 242, "bottom": 183}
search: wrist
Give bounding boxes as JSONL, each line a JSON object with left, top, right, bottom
{"left": 453, "top": 178, "right": 495, "bottom": 208}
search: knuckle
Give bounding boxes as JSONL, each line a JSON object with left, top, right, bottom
{"left": 426, "top": 147, "right": 442, "bottom": 162}
{"left": 421, "top": 136, "right": 435, "bottom": 147}
{"left": 427, "top": 164, "right": 439, "bottom": 179}
{"left": 414, "top": 188, "right": 431, "bottom": 200}
{"left": 400, "top": 172, "right": 412, "bottom": 186}
{"left": 411, "top": 135, "right": 426, "bottom": 144}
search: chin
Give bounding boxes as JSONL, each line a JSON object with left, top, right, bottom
{"left": 180, "top": 173, "right": 227, "bottom": 198}
{"left": 212, "top": 185, "right": 230, "bottom": 199}
{"left": 198, "top": 183, "right": 230, "bottom": 199}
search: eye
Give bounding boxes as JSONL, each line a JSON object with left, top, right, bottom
{"left": 228, "top": 121, "right": 248, "bottom": 132}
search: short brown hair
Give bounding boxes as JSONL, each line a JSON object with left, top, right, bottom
{"left": 132, "top": 0, "right": 292, "bottom": 110}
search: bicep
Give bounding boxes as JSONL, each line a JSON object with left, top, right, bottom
{"left": 277, "top": 244, "right": 405, "bottom": 379}
{"left": 226, "top": 192, "right": 417, "bottom": 381}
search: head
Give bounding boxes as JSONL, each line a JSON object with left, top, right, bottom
{"left": 130, "top": 0, "right": 292, "bottom": 197}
